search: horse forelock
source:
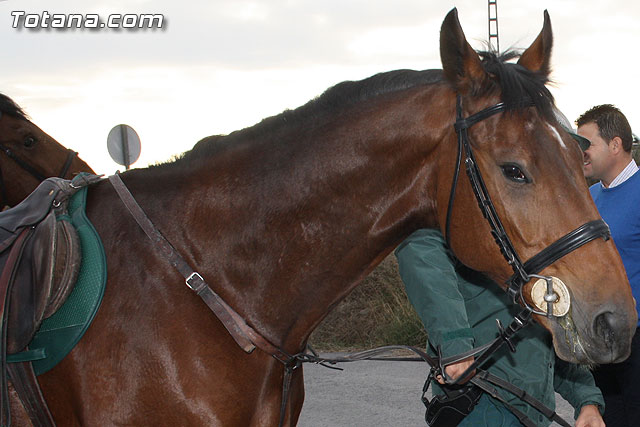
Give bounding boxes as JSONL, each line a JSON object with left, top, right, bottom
{"left": 0, "top": 93, "right": 29, "bottom": 121}
{"left": 476, "top": 50, "right": 555, "bottom": 121}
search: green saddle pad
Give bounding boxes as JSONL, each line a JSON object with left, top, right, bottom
{"left": 9, "top": 184, "right": 107, "bottom": 376}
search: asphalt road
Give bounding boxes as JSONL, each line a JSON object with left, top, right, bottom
{"left": 298, "top": 354, "right": 575, "bottom": 426}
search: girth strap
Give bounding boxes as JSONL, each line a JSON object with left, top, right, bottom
{"left": 0, "top": 227, "right": 33, "bottom": 426}
{"left": 7, "top": 362, "right": 55, "bottom": 427}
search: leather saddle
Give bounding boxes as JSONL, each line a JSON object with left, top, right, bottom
{"left": 0, "top": 178, "right": 83, "bottom": 355}
{"left": 0, "top": 175, "right": 101, "bottom": 426}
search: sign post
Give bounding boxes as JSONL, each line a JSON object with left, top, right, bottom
{"left": 107, "top": 124, "right": 141, "bottom": 170}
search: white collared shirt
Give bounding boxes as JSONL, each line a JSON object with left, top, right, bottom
{"left": 604, "top": 159, "right": 639, "bottom": 188}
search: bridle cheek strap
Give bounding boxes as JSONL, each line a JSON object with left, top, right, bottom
{"left": 58, "top": 149, "right": 78, "bottom": 179}
{"left": 0, "top": 143, "right": 46, "bottom": 183}
{"left": 0, "top": 143, "right": 77, "bottom": 207}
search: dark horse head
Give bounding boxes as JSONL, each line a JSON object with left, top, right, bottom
{"left": 32, "top": 9, "right": 636, "bottom": 426}
{"left": 434, "top": 9, "right": 635, "bottom": 365}
{"left": 0, "top": 93, "right": 94, "bottom": 207}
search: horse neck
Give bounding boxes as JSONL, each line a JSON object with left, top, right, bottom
{"left": 70, "top": 155, "right": 95, "bottom": 176}
{"left": 126, "top": 84, "right": 452, "bottom": 354}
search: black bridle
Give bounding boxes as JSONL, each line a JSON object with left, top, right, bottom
{"left": 435, "top": 94, "right": 612, "bottom": 389}
{"left": 0, "top": 111, "right": 78, "bottom": 207}
{"left": 445, "top": 95, "right": 610, "bottom": 316}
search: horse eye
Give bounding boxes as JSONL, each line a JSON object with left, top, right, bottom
{"left": 501, "top": 164, "right": 529, "bottom": 183}
{"left": 23, "top": 136, "right": 36, "bottom": 148}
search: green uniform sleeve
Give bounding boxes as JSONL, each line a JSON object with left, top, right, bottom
{"left": 394, "top": 229, "right": 474, "bottom": 357}
{"left": 553, "top": 357, "right": 605, "bottom": 419}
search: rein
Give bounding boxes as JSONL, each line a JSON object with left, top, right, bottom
{"left": 292, "top": 340, "right": 570, "bottom": 427}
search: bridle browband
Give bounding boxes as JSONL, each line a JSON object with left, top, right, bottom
{"left": 0, "top": 110, "right": 78, "bottom": 206}
{"left": 445, "top": 95, "right": 610, "bottom": 316}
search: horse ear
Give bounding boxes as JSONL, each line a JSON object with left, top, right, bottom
{"left": 517, "top": 10, "right": 553, "bottom": 76}
{"left": 440, "top": 8, "right": 487, "bottom": 94}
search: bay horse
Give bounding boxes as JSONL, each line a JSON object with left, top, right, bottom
{"left": 0, "top": 94, "right": 94, "bottom": 208}
{"left": 22, "top": 9, "right": 637, "bottom": 426}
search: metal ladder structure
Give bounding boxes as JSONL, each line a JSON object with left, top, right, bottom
{"left": 488, "top": 0, "right": 499, "bottom": 53}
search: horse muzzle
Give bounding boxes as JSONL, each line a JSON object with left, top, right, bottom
{"left": 548, "top": 297, "right": 637, "bottom": 365}
{"left": 590, "top": 306, "right": 636, "bottom": 363}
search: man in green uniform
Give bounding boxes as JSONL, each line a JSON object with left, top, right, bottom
{"left": 395, "top": 229, "right": 605, "bottom": 427}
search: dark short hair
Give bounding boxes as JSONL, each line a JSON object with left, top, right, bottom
{"left": 576, "top": 104, "right": 633, "bottom": 152}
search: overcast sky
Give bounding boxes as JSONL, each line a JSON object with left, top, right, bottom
{"left": 2, "top": 0, "right": 639, "bottom": 173}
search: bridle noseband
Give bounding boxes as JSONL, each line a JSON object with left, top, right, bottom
{"left": 0, "top": 111, "right": 78, "bottom": 207}
{"left": 445, "top": 95, "right": 610, "bottom": 317}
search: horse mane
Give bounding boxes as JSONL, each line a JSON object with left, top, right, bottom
{"left": 174, "top": 52, "right": 554, "bottom": 165}
{"left": 303, "top": 69, "right": 444, "bottom": 114}
{"left": 0, "top": 93, "right": 29, "bottom": 120}
{"left": 175, "top": 69, "right": 444, "bottom": 165}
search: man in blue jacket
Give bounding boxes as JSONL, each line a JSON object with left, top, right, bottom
{"left": 577, "top": 104, "right": 640, "bottom": 426}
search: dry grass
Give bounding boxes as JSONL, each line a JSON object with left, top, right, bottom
{"left": 309, "top": 254, "right": 427, "bottom": 351}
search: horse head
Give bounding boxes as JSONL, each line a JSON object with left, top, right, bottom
{"left": 436, "top": 9, "right": 636, "bottom": 365}
{"left": 0, "top": 94, "right": 94, "bottom": 207}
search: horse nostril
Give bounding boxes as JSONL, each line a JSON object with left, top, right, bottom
{"left": 594, "top": 311, "right": 617, "bottom": 350}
